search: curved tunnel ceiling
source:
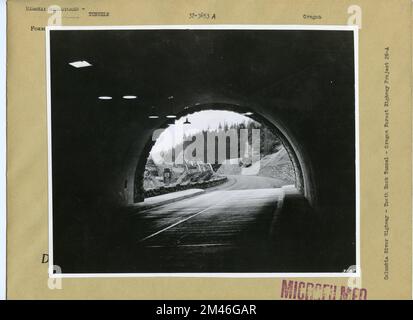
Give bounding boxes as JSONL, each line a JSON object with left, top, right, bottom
{"left": 50, "top": 29, "right": 354, "bottom": 111}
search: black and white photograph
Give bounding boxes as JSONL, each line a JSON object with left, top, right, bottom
{"left": 47, "top": 26, "right": 358, "bottom": 276}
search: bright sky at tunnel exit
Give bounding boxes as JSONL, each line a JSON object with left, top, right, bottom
{"left": 150, "top": 110, "right": 256, "bottom": 162}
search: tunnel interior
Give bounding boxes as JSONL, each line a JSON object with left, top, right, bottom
{"left": 49, "top": 28, "right": 356, "bottom": 273}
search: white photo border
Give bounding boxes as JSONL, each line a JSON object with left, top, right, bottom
{"left": 46, "top": 24, "right": 360, "bottom": 279}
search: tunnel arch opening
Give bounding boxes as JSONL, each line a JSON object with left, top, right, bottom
{"left": 133, "top": 103, "right": 310, "bottom": 204}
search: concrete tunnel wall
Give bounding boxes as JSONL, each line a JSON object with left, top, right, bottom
{"left": 50, "top": 29, "right": 356, "bottom": 269}
{"left": 112, "top": 60, "right": 355, "bottom": 217}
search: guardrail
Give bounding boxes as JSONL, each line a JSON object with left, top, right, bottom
{"left": 144, "top": 176, "right": 228, "bottom": 198}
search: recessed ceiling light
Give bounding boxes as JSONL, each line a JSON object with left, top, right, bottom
{"left": 123, "top": 95, "right": 137, "bottom": 99}
{"left": 69, "top": 60, "right": 92, "bottom": 68}
{"left": 148, "top": 115, "right": 159, "bottom": 119}
{"left": 244, "top": 112, "right": 253, "bottom": 116}
{"left": 98, "top": 96, "right": 112, "bottom": 100}
{"left": 166, "top": 115, "right": 177, "bottom": 119}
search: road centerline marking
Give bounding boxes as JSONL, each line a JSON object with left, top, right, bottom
{"left": 138, "top": 197, "right": 230, "bottom": 243}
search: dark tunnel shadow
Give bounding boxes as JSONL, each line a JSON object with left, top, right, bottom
{"left": 268, "top": 192, "right": 324, "bottom": 272}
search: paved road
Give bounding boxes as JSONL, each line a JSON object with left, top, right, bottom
{"left": 109, "top": 175, "right": 288, "bottom": 273}
{"left": 214, "top": 174, "right": 289, "bottom": 191}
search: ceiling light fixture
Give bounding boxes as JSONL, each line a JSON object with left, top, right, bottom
{"left": 148, "top": 106, "right": 159, "bottom": 119}
{"left": 122, "top": 95, "right": 137, "bottom": 99}
{"left": 166, "top": 115, "right": 177, "bottom": 119}
{"left": 244, "top": 112, "right": 254, "bottom": 116}
{"left": 98, "top": 96, "right": 112, "bottom": 100}
{"left": 68, "top": 60, "right": 92, "bottom": 68}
